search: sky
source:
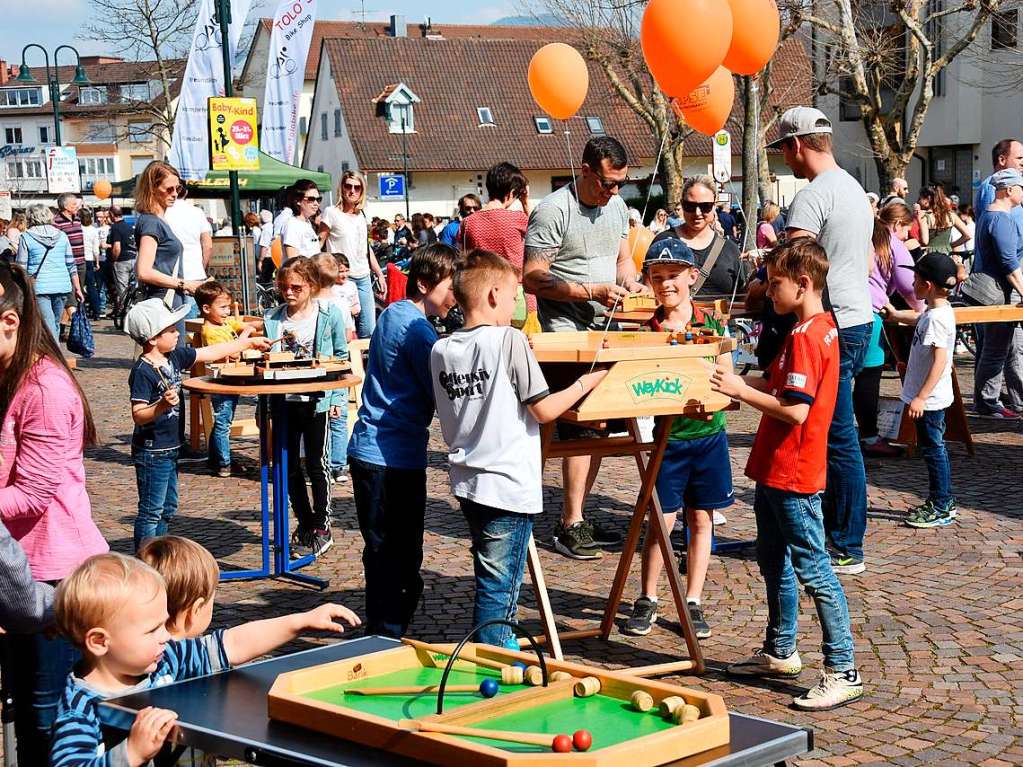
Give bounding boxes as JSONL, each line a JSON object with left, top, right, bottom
{"left": 1, "top": 0, "right": 519, "bottom": 66}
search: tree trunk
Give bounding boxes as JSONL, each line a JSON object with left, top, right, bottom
{"left": 741, "top": 76, "right": 759, "bottom": 253}
{"left": 757, "top": 143, "right": 774, "bottom": 209}
{"left": 661, "top": 140, "right": 685, "bottom": 207}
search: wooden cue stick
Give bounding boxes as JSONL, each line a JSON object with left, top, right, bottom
{"left": 345, "top": 685, "right": 481, "bottom": 696}
{"left": 400, "top": 638, "right": 509, "bottom": 672}
{"left": 400, "top": 719, "right": 556, "bottom": 748}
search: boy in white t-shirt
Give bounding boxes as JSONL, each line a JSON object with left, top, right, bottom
{"left": 430, "top": 251, "right": 606, "bottom": 647}
{"left": 331, "top": 253, "right": 361, "bottom": 321}
{"left": 883, "top": 253, "right": 959, "bottom": 528}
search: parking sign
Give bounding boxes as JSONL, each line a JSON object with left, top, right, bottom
{"left": 379, "top": 173, "right": 406, "bottom": 200}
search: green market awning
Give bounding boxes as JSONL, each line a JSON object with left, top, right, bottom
{"left": 109, "top": 152, "right": 332, "bottom": 199}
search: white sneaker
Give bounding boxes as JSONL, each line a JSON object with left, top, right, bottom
{"left": 792, "top": 669, "right": 863, "bottom": 711}
{"left": 727, "top": 649, "right": 802, "bottom": 678}
{"left": 713, "top": 510, "right": 727, "bottom": 525}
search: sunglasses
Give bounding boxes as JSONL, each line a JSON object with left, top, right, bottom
{"left": 342, "top": 183, "right": 362, "bottom": 191}
{"left": 681, "top": 201, "right": 715, "bottom": 215}
{"left": 462, "top": 206, "right": 480, "bottom": 213}
{"left": 278, "top": 282, "right": 309, "bottom": 293}
{"left": 585, "top": 165, "right": 624, "bottom": 192}
{"left": 302, "top": 195, "right": 321, "bottom": 203}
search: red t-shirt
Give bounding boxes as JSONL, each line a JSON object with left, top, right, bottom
{"left": 461, "top": 208, "right": 534, "bottom": 311}
{"left": 745, "top": 312, "right": 839, "bottom": 494}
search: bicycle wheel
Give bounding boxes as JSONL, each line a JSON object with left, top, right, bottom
{"left": 729, "top": 319, "right": 756, "bottom": 376}
{"left": 957, "top": 325, "right": 977, "bottom": 357}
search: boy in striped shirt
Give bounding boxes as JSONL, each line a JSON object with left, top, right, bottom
{"left": 50, "top": 553, "right": 359, "bottom": 766}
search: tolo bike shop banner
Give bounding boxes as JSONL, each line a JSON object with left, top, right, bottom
{"left": 169, "top": 0, "right": 252, "bottom": 180}
{"left": 261, "top": 0, "right": 318, "bottom": 164}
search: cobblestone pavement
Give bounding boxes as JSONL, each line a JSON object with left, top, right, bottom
{"left": 71, "top": 321, "right": 1023, "bottom": 766}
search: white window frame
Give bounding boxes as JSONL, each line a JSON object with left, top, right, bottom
{"left": 80, "top": 86, "right": 108, "bottom": 105}
{"left": 128, "top": 122, "right": 153, "bottom": 144}
{"left": 7, "top": 159, "right": 43, "bottom": 179}
{"left": 0, "top": 88, "right": 42, "bottom": 107}
{"left": 534, "top": 116, "right": 553, "bottom": 134}
{"left": 585, "top": 116, "right": 605, "bottom": 135}
{"left": 477, "top": 107, "right": 495, "bottom": 127}
{"left": 120, "top": 82, "right": 151, "bottom": 102}
{"left": 4, "top": 127, "right": 23, "bottom": 144}
{"left": 388, "top": 102, "right": 414, "bottom": 134}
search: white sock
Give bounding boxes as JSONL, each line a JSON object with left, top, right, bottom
{"left": 687, "top": 597, "right": 700, "bottom": 606}
{"left": 642, "top": 595, "right": 658, "bottom": 604}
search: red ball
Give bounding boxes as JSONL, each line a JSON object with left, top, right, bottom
{"left": 552, "top": 734, "right": 573, "bottom": 753}
{"left": 573, "top": 729, "right": 593, "bottom": 751}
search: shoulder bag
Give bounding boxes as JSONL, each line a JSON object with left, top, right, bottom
{"left": 692, "top": 234, "right": 727, "bottom": 296}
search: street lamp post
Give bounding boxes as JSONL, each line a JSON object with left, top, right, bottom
{"left": 400, "top": 112, "right": 410, "bottom": 220}
{"left": 17, "top": 44, "right": 91, "bottom": 146}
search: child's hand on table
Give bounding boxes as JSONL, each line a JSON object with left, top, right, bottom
{"left": 126, "top": 706, "right": 178, "bottom": 766}
{"left": 709, "top": 362, "right": 746, "bottom": 399}
{"left": 577, "top": 369, "right": 609, "bottom": 393}
{"left": 244, "top": 335, "right": 272, "bottom": 352}
{"left": 294, "top": 603, "right": 362, "bottom": 635}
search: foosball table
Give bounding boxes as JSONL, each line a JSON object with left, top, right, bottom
{"left": 209, "top": 350, "right": 352, "bottom": 383}
{"left": 524, "top": 330, "right": 737, "bottom": 675}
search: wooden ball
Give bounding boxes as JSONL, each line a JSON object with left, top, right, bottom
{"left": 573, "top": 676, "right": 601, "bottom": 698}
{"left": 550, "top": 671, "right": 573, "bottom": 682}
{"left": 672, "top": 703, "right": 701, "bottom": 725}
{"left": 573, "top": 729, "right": 593, "bottom": 751}
{"left": 659, "top": 695, "right": 685, "bottom": 718}
{"left": 524, "top": 665, "right": 544, "bottom": 686}
{"left": 552, "top": 734, "right": 573, "bottom": 753}
{"left": 501, "top": 666, "right": 524, "bottom": 685}
{"left": 630, "top": 690, "right": 654, "bottom": 712}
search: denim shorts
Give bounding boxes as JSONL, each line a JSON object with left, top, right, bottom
{"left": 654, "top": 430, "right": 734, "bottom": 514}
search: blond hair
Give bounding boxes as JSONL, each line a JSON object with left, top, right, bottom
{"left": 762, "top": 203, "right": 780, "bottom": 224}
{"left": 135, "top": 160, "right": 181, "bottom": 215}
{"left": 764, "top": 238, "right": 830, "bottom": 291}
{"left": 453, "top": 249, "right": 519, "bottom": 309}
{"left": 137, "top": 536, "right": 219, "bottom": 624}
{"left": 311, "top": 252, "right": 339, "bottom": 291}
{"left": 55, "top": 553, "right": 165, "bottom": 648}
{"left": 337, "top": 170, "right": 367, "bottom": 212}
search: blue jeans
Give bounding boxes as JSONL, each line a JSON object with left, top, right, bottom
{"left": 824, "top": 322, "right": 870, "bottom": 560}
{"left": 36, "top": 293, "right": 67, "bottom": 340}
{"left": 2, "top": 631, "right": 80, "bottom": 765}
{"left": 352, "top": 273, "right": 376, "bottom": 339}
{"left": 460, "top": 498, "right": 534, "bottom": 647}
{"left": 914, "top": 409, "right": 953, "bottom": 506}
{"left": 209, "top": 395, "right": 238, "bottom": 468}
{"left": 329, "top": 405, "right": 349, "bottom": 471}
{"left": 754, "top": 485, "right": 855, "bottom": 672}
{"left": 184, "top": 294, "right": 200, "bottom": 320}
{"left": 84, "top": 261, "right": 102, "bottom": 318}
{"left": 133, "top": 447, "right": 179, "bottom": 550}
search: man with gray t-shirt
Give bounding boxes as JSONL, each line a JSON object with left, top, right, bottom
{"left": 523, "top": 136, "right": 647, "bottom": 559}
{"left": 769, "top": 107, "right": 874, "bottom": 575}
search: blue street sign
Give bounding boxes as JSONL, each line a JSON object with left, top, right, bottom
{"left": 379, "top": 173, "right": 406, "bottom": 200}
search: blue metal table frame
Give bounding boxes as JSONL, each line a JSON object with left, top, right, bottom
{"left": 182, "top": 375, "right": 359, "bottom": 591}
{"left": 99, "top": 636, "right": 813, "bottom": 767}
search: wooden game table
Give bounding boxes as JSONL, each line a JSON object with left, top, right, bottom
{"left": 97, "top": 637, "right": 813, "bottom": 767}
{"left": 525, "top": 331, "right": 737, "bottom": 676}
{"left": 182, "top": 374, "right": 359, "bottom": 589}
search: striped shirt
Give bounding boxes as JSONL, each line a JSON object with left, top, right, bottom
{"left": 50, "top": 631, "right": 230, "bottom": 767}
{"left": 53, "top": 211, "right": 85, "bottom": 266}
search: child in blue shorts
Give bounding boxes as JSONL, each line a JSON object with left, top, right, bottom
{"left": 623, "top": 238, "right": 734, "bottom": 640}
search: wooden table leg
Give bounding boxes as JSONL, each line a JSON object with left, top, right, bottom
{"left": 525, "top": 534, "right": 563, "bottom": 660}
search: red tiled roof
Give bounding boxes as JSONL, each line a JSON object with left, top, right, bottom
{"left": 318, "top": 34, "right": 811, "bottom": 172}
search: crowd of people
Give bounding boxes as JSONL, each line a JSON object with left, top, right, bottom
{"left": 2, "top": 104, "right": 1023, "bottom": 764}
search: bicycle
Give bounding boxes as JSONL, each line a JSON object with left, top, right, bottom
{"left": 728, "top": 316, "right": 759, "bottom": 375}
{"left": 255, "top": 282, "right": 279, "bottom": 314}
{"left": 111, "top": 273, "right": 142, "bottom": 332}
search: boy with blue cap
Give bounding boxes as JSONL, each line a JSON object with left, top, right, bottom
{"left": 623, "top": 238, "right": 735, "bottom": 639}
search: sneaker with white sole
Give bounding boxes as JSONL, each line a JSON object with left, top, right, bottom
{"left": 727, "top": 649, "right": 803, "bottom": 678}
{"left": 687, "top": 602, "right": 711, "bottom": 639}
{"left": 553, "top": 522, "right": 602, "bottom": 560}
{"left": 623, "top": 597, "right": 658, "bottom": 636}
{"left": 831, "top": 555, "right": 865, "bottom": 575}
{"left": 712, "top": 510, "right": 727, "bottom": 525}
{"left": 792, "top": 668, "right": 863, "bottom": 711}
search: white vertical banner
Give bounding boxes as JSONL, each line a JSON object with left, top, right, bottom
{"left": 168, "top": 0, "right": 252, "bottom": 180}
{"left": 261, "top": 0, "right": 318, "bottom": 164}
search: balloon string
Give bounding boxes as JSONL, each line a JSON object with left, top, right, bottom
{"left": 721, "top": 77, "right": 761, "bottom": 316}
{"left": 564, "top": 129, "right": 577, "bottom": 189}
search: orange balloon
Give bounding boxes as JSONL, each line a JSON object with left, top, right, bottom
{"left": 674, "top": 67, "right": 736, "bottom": 136}
{"left": 93, "top": 179, "right": 112, "bottom": 200}
{"left": 722, "top": 0, "right": 780, "bottom": 75}
{"left": 271, "top": 238, "right": 283, "bottom": 268}
{"left": 527, "top": 43, "right": 589, "bottom": 120}
{"left": 628, "top": 226, "right": 656, "bottom": 273}
{"left": 641, "top": 0, "right": 733, "bottom": 97}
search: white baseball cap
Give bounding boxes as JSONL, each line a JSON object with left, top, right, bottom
{"left": 124, "top": 298, "right": 190, "bottom": 344}
{"left": 767, "top": 107, "right": 833, "bottom": 148}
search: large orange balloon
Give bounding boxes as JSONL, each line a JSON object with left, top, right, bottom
{"left": 641, "top": 0, "right": 733, "bottom": 97}
{"left": 271, "top": 238, "right": 283, "bottom": 268}
{"left": 674, "top": 67, "right": 736, "bottom": 136}
{"left": 93, "top": 179, "right": 112, "bottom": 200}
{"left": 527, "top": 43, "right": 589, "bottom": 120}
{"left": 628, "top": 226, "right": 656, "bottom": 273}
{"left": 722, "top": 0, "right": 780, "bottom": 74}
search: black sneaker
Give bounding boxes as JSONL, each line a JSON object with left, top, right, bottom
{"left": 289, "top": 528, "right": 308, "bottom": 558}
{"left": 687, "top": 602, "right": 711, "bottom": 639}
{"left": 308, "top": 528, "right": 333, "bottom": 557}
{"left": 585, "top": 519, "right": 623, "bottom": 547}
{"left": 553, "top": 522, "right": 602, "bottom": 560}
{"left": 331, "top": 467, "right": 348, "bottom": 483}
{"left": 623, "top": 597, "right": 658, "bottom": 636}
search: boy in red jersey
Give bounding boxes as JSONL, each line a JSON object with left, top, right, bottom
{"left": 710, "top": 239, "right": 863, "bottom": 711}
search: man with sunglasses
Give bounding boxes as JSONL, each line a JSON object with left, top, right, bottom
{"left": 440, "top": 194, "right": 482, "bottom": 248}
{"left": 523, "top": 135, "right": 647, "bottom": 559}
{"left": 769, "top": 106, "right": 874, "bottom": 576}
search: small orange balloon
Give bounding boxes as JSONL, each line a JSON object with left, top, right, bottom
{"left": 722, "top": 0, "right": 780, "bottom": 75}
{"left": 675, "top": 67, "right": 736, "bottom": 136}
{"left": 628, "top": 226, "right": 656, "bottom": 273}
{"left": 271, "top": 238, "right": 283, "bottom": 268}
{"left": 93, "top": 179, "right": 112, "bottom": 200}
{"left": 527, "top": 43, "right": 589, "bottom": 120}
{"left": 641, "top": 0, "right": 734, "bottom": 97}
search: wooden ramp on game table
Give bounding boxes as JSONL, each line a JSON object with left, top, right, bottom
{"left": 267, "top": 642, "right": 729, "bottom": 767}
{"left": 521, "top": 331, "right": 738, "bottom": 677}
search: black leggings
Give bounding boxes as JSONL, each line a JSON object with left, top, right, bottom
{"left": 852, "top": 364, "right": 883, "bottom": 441}
{"left": 285, "top": 402, "right": 330, "bottom": 531}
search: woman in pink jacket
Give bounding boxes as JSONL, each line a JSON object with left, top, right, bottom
{"left": 0, "top": 261, "right": 108, "bottom": 764}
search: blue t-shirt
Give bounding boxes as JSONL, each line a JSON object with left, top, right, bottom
{"left": 974, "top": 175, "right": 1023, "bottom": 267}
{"left": 440, "top": 219, "right": 461, "bottom": 247}
{"left": 974, "top": 210, "right": 1021, "bottom": 278}
{"left": 135, "top": 213, "right": 185, "bottom": 308}
{"left": 129, "top": 347, "right": 197, "bottom": 450}
{"left": 348, "top": 300, "right": 437, "bottom": 469}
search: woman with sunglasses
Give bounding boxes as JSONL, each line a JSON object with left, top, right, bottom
{"left": 652, "top": 176, "right": 741, "bottom": 297}
{"left": 0, "top": 262, "right": 108, "bottom": 765}
{"left": 322, "top": 171, "right": 386, "bottom": 338}
{"left": 281, "top": 180, "right": 325, "bottom": 259}
{"left": 135, "top": 161, "right": 206, "bottom": 309}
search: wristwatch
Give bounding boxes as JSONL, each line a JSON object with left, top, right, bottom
{"left": 178, "top": 279, "right": 186, "bottom": 294}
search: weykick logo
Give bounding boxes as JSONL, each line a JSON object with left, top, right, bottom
{"left": 627, "top": 372, "right": 693, "bottom": 403}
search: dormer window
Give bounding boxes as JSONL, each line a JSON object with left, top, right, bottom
{"left": 477, "top": 107, "right": 495, "bottom": 127}
{"left": 373, "top": 82, "right": 421, "bottom": 134}
{"left": 586, "top": 116, "right": 605, "bottom": 135}
{"left": 534, "top": 116, "right": 553, "bottom": 134}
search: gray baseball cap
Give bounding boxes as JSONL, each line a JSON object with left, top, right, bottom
{"left": 124, "top": 298, "right": 191, "bottom": 344}
{"left": 767, "top": 107, "right": 833, "bottom": 148}
{"left": 991, "top": 168, "right": 1023, "bottom": 190}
